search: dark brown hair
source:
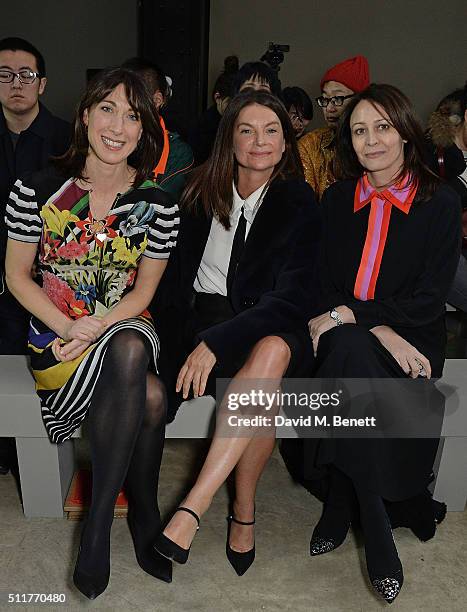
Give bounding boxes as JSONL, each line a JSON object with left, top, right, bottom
{"left": 335, "top": 83, "right": 440, "bottom": 200}
{"left": 56, "top": 67, "right": 163, "bottom": 186}
{"left": 181, "top": 90, "right": 304, "bottom": 228}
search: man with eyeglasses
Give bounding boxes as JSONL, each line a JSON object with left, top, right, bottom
{"left": 0, "top": 37, "right": 70, "bottom": 476}
{"left": 298, "top": 55, "right": 369, "bottom": 200}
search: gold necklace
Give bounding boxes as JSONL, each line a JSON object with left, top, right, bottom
{"left": 88, "top": 188, "right": 121, "bottom": 222}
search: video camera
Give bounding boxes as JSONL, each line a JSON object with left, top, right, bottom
{"left": 260, "top": 42, "right": 290, "bottom": 72}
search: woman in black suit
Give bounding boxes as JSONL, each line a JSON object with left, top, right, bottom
{"left": 299, "top": 84, "right": 461, "bottom": 603}
{"left": 152, "top": 90, "right": 320, "bottom": 575}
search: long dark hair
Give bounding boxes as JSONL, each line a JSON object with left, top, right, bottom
{"left": 335, "top": 83, "right": 440, "bottom": 200}
{"left": 181, "top": 90, "right": 304, "bottom": 228}
{"left": 55, "top": 67, "right": 163, "bottom": 186}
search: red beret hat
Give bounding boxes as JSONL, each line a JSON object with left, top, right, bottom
{"left": 320, "top": 55, "right": 370, "bottom": 93}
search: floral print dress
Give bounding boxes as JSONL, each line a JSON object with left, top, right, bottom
{"left": 5, "top": 168, "right": 179, "bottom": 443}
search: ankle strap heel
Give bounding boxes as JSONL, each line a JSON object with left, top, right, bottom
{"left": 177, "top": 506, "right": 200, "bottom": 529}
{"left": 226, "top": 513, "right": 256, "bottom": 576}
{"left": 153, "top": 506, "right": 201, "bottom": 565}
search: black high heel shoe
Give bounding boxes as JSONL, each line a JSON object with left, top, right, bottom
{"left": 309, "top": 503, "right": 351, "bottom": 556}
{"left": 153, "top": 507, "right": 200, "bottom": 564}
{"left": 73, "top": 544, "right": 110, "bottom": 600}
{"left": 369, "top": 566, "right": 404, "bottom": 604}
{"left": 357, "top": 487, "right": 404, "bottom": 604}
{"left": 366, "top": 525, "right": 404, "bottom": 604}
{"left": 310, "top": 466, "right": 355, "bottom": 556}
{"left": 226, "top": 515, "right": 255, "bottom": 576}
{"left": 127, "top": 510, "right": 172, "bottom": 583}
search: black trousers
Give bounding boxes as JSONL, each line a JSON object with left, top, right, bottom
{"left": 281, "top": 324, "right": 443, "bottom": 502}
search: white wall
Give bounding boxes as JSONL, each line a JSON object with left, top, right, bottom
{"left": 1, "top": 0, "right": 138, "bottom": 121}
{"left": 209, "top": 0, "right": 465, "bottom": 126}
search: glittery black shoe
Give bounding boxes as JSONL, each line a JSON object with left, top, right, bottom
{"left": 370, "top": 567, "right": 404, "bottom": 604}
{"left": 309, "top": 535, "right": 342, "bottom": 556}
{"left": 309, "top": 505, "right": 350, "bottom": 556}
{"left": 226, "top": 515, "right": 255, "bottom": 576}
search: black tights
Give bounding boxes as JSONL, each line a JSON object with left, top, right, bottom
{"left": 316, "top": 467, "right": 401, "bottom": 576}
{"left": 355, "top": 485, "right": 401, "bottom": 578}
{"left": 314, "top": 465, "right": 356, "bottom": 543}
{"left": 79, "top": 330, "right": 166, "bottom": 575}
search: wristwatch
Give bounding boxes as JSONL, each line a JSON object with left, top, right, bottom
{"left": 330, "top": 308, "right": 344, "bottom": 326}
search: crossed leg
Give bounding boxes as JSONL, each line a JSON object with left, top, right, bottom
{"left": 161, "top": 335, "right": 291, "bottom": 550}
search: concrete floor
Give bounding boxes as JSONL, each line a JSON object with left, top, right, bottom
{"left": 0, "top": 439, "right": 466, "bottom": 612}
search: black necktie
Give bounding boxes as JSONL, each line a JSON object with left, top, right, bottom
{"left": 226, "top": 206, "right": 247, "bottom": 296}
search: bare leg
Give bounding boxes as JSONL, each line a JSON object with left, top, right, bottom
{"left": 229, "top": 436, "right": 275, "bottom": 552}
{"left": 163, "top": 336, "right": 291, "bottom": 549}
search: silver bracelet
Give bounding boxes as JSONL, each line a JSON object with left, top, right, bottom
{"left": 329, "top": 308, "right": 344, "bottom": 326}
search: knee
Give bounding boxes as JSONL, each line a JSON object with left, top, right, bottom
{"left": 245, "top": 335, "right": 291, "bottom": 376}
{"left": 147, "top": 374, "right": 166, "bottom": 407}
{"left": 106, "top": 329, "right": 150, "bottom": 377}
{"left": 119, "top": 330, "right": 149, "bottom": 361}
{"left": 145, "top": 374, "right": 167, "bottom": 427}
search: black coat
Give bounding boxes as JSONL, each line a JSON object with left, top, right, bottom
{"left": 0, "top": 104, "right": 71, "bottom": 354}
{"left": 152, "top": 177, "right": 321, "bottom": 368}
{"left": 0, "top": 103, "right": 71, "bottom": 262}
{"left": 318, "top": 179, "right": 462, "bottom": 376}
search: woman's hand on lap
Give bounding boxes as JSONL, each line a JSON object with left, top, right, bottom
{"left": 62, "top": 316, "right": 107, "bottom": 343}
{"left": 370, "top": 325, "right": 431, "bottom": 378}
{"left": 176, "top": 341, "right": 217, "bottom": 399}
{"left": 52, "top": 338, "right": 91, "bottom": 362}
{"left": 308, "top": 305, "right": 355, "bottom": 356}
{"left": 308, "top": 313, "right": 335, "bottom": 356}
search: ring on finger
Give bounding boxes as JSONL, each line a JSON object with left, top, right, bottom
{"left": 414, "top": 358, "right": 427, "bottom": 377}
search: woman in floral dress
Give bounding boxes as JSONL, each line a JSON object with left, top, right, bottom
{"left": 5, "top": 68, "right": 179, "bottom": 598}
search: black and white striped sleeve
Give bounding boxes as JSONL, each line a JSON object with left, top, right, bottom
{"left": 144, "top": 200, "right": 180, "bottom": 259}
{"left": 5, "top": 179, "right": 42, "bottom": 243}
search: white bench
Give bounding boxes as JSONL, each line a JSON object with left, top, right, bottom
{"left": 0, "top": 355, "right": 217, "bottom": 517}
{"left": 1, "top": 356, "right": 466, "bottom": 517}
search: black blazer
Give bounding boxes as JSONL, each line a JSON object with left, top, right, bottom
{"left": 153, "top": 177, "right": 321, "bottom": 365}
{"left": 0, "top": 103, "right": 71, "bottom": 263}
{"left": 318, "top": 179, "right": 461, "bottom": 376}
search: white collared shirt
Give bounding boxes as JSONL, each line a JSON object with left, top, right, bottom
{"left": 194, "top": 181, "right": 269, "bottom": 295}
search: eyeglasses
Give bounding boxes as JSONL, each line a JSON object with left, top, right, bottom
{"left": 289, "top": 112, "right": 305, "bottom": 124}
{"left": 315, "top": 94, "right": 354, "bottom": 108}
{"left": 0, "top": 69, "right": 40, "bottom": 84}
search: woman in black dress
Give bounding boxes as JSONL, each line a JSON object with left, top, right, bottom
{"left": 304, "top": 84, "right": 461, "bottom": 603}
{"left": 152, "top": 90, "right": 320, "bottom": 575}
